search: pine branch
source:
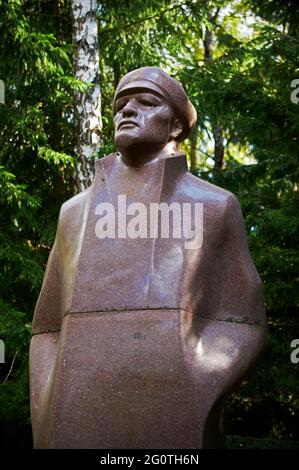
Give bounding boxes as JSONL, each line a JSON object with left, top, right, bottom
{"left": 100, "top": 0, "right": 193, "bottom": 35}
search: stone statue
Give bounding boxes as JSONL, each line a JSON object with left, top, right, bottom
{"left": 30, "top": 66, "right": 266, "bottom": 448}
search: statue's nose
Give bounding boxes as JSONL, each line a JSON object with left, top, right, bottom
{"left": 122, "top": 99, "right": 138, "bottom": 117}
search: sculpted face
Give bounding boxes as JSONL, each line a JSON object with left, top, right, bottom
{"left": 114, "top": 90, "right": 178, "bottom": 150}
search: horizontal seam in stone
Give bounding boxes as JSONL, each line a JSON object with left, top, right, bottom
{"left": 31, "top": 309, "right": 266, "bottom": 336}
{"left": 64, "top": 308, "right": 266, "bottom": 326}
{"left": 31, "top": 328, "right": 61, "bottom": 337}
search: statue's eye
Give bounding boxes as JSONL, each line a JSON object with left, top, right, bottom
{"left": 115, "top": 99, "right": 128, "bottom": 112}
{"left": 140, "top": 98, "right": 155, "bottom": 107}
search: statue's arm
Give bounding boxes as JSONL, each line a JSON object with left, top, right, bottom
{"left": 30, "top": 215, "right": 65, "bottom": 437}
{"left": 186, "top": 193, "right": 267, "bottom": 407}
{"left": 210, "top": 193, "right": 267, "bottom": 394}
{"left": 29, "top": 331, "right": 60, "bottom": 435}
{"left": 184, "top": 194, "right": 267, "bottom": 446}
{"left": 209, "top": 195, "right": 266, "bottom": 390}
{"left": 222, "top": 193, "right": 266, "bottom": 325}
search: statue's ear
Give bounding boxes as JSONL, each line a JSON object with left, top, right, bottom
{"left": 169, "top": 118, "right": 183, "bottom": 141}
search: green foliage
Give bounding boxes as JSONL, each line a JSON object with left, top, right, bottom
{"left": 189, "top": 25, "right": 299, "bottom": 316}
{"left": 226, "top": 319, "right": 299, "bottom": 441}
{"left": 0, "top": 0, "right": 77, "bottom": 446}
{"left": 0, "top": 300, "right": 32, "bottom": 447}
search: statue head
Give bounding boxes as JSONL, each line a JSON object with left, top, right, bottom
{"left": 113, "top": 66, "right": 197, "bottom": 165}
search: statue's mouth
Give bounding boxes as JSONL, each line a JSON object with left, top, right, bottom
{"left": 118, "top": 120, "right": 139, "bottom": 130}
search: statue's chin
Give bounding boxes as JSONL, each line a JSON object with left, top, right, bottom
{"left": 114, "top": 130, "right": 140, "bottom": 148}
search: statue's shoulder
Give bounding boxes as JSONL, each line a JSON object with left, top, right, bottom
{"left": 183, "top": 171, "right": 239, "bottom": 207}
{"left": 57, "top": 154, "right": 115, "bottom": 227}
{"left": 59, "top": 154, "right": 115, "bottom": 218}
{"left": 60, "top": 186, "right": 92, "bottom": 220}
{"left": 181, "top": 172, "right": 244, "bottom": 233}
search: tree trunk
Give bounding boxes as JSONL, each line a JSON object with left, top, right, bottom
{"left": 72, "top": 0, "right": 102, "bottom": 193}
{"left": 204, "top": 10, "right": 224, "bottom": 171}
{"left": 212, "top": 124, "right": 224, "bottom": 170}
{"left": 189, "top": 123, "right": 199, "bottom": 173}
{"left": 204, "top": 28, "right": 213, "bottom": 63}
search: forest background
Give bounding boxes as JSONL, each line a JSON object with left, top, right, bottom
{"left": 0, "top": 0, "right": 298, "bottom": 448}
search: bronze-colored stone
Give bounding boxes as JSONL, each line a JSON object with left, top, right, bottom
{"left": 30, "top": 67, "right": 266, "bottom": 449}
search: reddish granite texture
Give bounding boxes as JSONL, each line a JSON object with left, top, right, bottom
{"left": 30, "top": 153, "right": 266, "bottom": 448}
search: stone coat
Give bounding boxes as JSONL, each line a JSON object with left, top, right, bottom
{"left": 30, "top": 153, "right": 266, "bottom": 448}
